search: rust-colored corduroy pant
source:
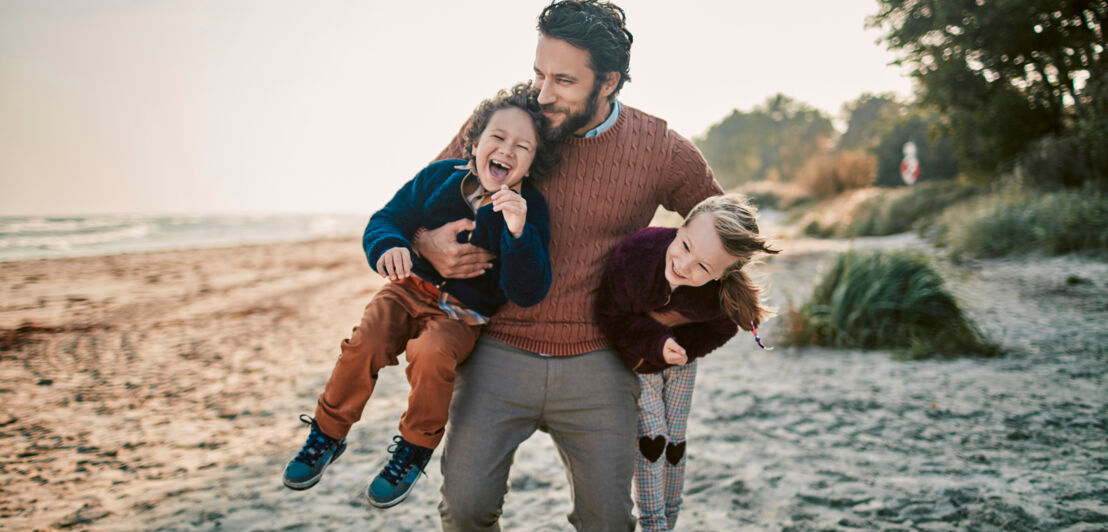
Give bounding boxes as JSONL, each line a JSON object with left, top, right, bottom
{"left": 314, "top": 280, "right": 482, "bottom": 449}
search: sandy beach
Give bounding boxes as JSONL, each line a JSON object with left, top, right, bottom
{"left": 2, "top": 226, "right": 1106, "bottom": 531}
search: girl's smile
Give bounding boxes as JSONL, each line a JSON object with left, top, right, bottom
{"left": 664, "top": 212, "right": 740, "bottom": 288}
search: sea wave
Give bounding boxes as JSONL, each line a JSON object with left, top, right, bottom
{"left": 0, "top": 213, "right": 367, "bottom": 261}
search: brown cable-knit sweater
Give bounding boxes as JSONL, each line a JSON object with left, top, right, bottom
{"left": 438, "top": 104, "right": 722, "bottom": 355}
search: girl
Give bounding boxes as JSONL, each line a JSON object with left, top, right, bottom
{"left": 596, "top": 194, "right": 779, "bottom": 531}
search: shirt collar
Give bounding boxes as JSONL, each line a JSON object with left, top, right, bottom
{"left": 581, "top": 100, "right": 621, "bottom": 139}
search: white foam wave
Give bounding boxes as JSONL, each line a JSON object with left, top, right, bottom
{"left": 0, "top": 223, "right": 156, "bottom": 250}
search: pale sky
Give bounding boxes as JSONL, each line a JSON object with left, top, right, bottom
{"left": 0, "top": 0, "right": 913, "bottom": 217}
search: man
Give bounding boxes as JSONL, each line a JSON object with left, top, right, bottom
{"left": 411, "top": 1, "right": 722, "bottom": 529}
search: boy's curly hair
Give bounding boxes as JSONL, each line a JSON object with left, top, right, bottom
{"left": 462, "top": 82, "right": 560, "bottom": 180}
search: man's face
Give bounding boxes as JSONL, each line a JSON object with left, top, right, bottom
{"left": 533, "top": 35, "right": 609, "bottom": 139}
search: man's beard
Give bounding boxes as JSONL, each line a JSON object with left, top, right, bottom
{"left": 544, "top": 82, "right": 605, "bottom": 140}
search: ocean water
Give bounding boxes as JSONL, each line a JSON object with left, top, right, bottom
{"left": 0, "top": 213, "right": 369, "bottom": 261}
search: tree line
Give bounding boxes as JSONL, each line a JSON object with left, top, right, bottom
{"left": 697, "top": 0, "right": 1105, "bottom": 191}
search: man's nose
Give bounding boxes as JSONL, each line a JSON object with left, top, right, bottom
{"left": 536, "top": 81, "right": 555, "bottom": 105}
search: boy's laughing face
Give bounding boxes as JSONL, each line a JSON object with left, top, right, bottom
{"left": 473, "top": 107, "right": 538, "bottom": 193}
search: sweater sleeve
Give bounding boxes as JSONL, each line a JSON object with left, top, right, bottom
{"left": 672, "top": 313, "right": 739, "bottom": 363}
{"left": 596, "top": 237, "right": 675, "bottom": 374}
{"left": 496, "top": 189, "right": 552, "bottom": 307}
{"left": 435, "top": 121, "right": 468, "bottom": 162}
{"left": 363, "top": 161, "right": 454, "bottom": 269}
{"left": 661, "top": 132, "right": 724, "bottom": 217}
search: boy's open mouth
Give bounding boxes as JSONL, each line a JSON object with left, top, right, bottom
{"left": 489, "top": 160, "right": 511, "bottom": 179}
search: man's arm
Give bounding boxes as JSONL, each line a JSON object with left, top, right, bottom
{"left": 435, "top": 121, "right": 467, "bottom": 162}
{"left": 413, "top": 120, "right": 495, "bottom": 279}
{"left": 661, "top": 133, "right": 724, "bottom": 216}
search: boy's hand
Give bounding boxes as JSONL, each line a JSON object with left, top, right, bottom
{"left": 492, "top": 185, "right": 527, "bottom": 238}
{"left": 376, "top": 247, "right": 412, "bottom": 281}
{"left": 413, "top": 219, "right": 495, "bottom": 279}
{"left": 662, "top": 338, "right": 688, "bottom": 366}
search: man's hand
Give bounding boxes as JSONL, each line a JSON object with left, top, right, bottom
{"left": 492, "top": 185, "right": 527, "bottom": 238}
{"left": 376, "top": 247, "right": 412, "bottom": 281}
{"left": 413, "top": 219, "right": 495, "bottom": 279}
{"left": 662, "top": 337, "right": 688, "bottom": 366}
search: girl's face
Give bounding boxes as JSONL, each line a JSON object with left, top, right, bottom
{"left": 665, "top": 212, "right": 740, "bottom": 288}
{"left": 473, "top": 107, "right": 538, "bottom": 192}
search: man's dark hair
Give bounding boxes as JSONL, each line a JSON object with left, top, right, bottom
{"left": 537, "top": 0, "right": 633, "bottom": 102}
{"left": 462, "top": 82, "right": 560, "bottom": 180}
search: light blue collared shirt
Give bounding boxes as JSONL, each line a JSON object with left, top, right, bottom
{"left": 581, "top": 100, "right": 621, "bottom": 138}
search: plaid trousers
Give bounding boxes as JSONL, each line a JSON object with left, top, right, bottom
{"left": 634, "top": 361, "right": 697, "bottom": 531}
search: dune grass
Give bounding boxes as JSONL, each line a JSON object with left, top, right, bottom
{"left": 843, "top": 180, "right": 985, "bottom": 237}
{"left": 785, "top": 251, "right": 999, "bottom": 359}
{"left": 934, "top": 186, "right": 1108, "bottom": 258}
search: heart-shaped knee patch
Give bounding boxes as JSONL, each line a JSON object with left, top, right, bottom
{"left": 665, "top": 440, "right": 686, "bottom": 465}
{"left": 638, "top": 435, "right": 666, "bottom": 462}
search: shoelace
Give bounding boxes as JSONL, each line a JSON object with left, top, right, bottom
{"left": 379, "top": 435, "right": 420, "bottom": 485}
{"left": 294, "top": 414, "right": 336, "bottom": 466}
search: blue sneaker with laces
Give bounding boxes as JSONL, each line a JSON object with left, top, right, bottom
{"left": 282, "top": 414, "right": 347, "bottom": 490}
{"left": 366, "top": 435, "right": 433, "bottom": 508}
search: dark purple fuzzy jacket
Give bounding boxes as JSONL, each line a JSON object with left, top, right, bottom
{"left": 596, "top": 227, "right": 740, "bottom": 374}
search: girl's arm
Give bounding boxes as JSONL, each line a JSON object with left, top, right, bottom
{"left": 596, "top": 235, "right": 674, "bottom": 374}
{"left": 597, "top": 278, "right": 672, "bottom": 373}
{"left": 671, "top": 314, "right": 739, "bottom": 363}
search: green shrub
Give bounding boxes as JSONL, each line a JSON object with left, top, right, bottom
{"left": 803, "top": 220, "right": 830, "bottom": 237}
{"left": 784, "top": 251, "right": 998, "bottom": 358}
{"left": 742, "top": 188, "right": 781, "bottom": 211}
{"left": 1017, "top": 74, "right": 1108, "bottom": 188}
{"left": 735, "top": 179, "right": 811, "bottom": 211}
{"left": 935, "top": 187, "right": 1108, "bottom": 258}
{"left": 840, "top": 180, "right": 985, "bottom": 237}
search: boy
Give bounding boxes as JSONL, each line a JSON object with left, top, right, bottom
{"left": 283, "top": 82, "right": 557, "bottom": 509}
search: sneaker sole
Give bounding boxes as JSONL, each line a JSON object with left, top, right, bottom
{"left": 365, "top": 474, "right": 421, "bottom": 509}
{"left": 282, "top": 441, "right": 346, "bottom": 491}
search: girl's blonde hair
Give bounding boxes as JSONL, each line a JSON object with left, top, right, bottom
{"left": 684, "top": 194, "right": 780, "bottom": 330}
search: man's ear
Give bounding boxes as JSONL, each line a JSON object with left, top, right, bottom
{"left": 598, "top": 71, "right": 620, "bottom": 101}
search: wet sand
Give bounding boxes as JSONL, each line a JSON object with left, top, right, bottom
{"left": 1, "top": 230, "right": 1106, "bottom": 531}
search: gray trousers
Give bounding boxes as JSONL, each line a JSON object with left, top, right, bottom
{"left": 438, "top": 336, "right": 639, "bottom": 531}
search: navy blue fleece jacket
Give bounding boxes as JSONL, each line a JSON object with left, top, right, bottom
{"left": 363, "top": 159, "right": 552, "bottom": 317}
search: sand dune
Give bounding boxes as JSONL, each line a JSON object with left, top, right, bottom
{"left": 1, "top": 230, "right": 1105, "bottom": 530}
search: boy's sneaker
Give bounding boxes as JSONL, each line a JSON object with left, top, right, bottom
{"left": 366, "top": 435, "right": 433, "bottom": 508}
{"left": 282, "top": 414, "right": 347, "bottom": 490}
